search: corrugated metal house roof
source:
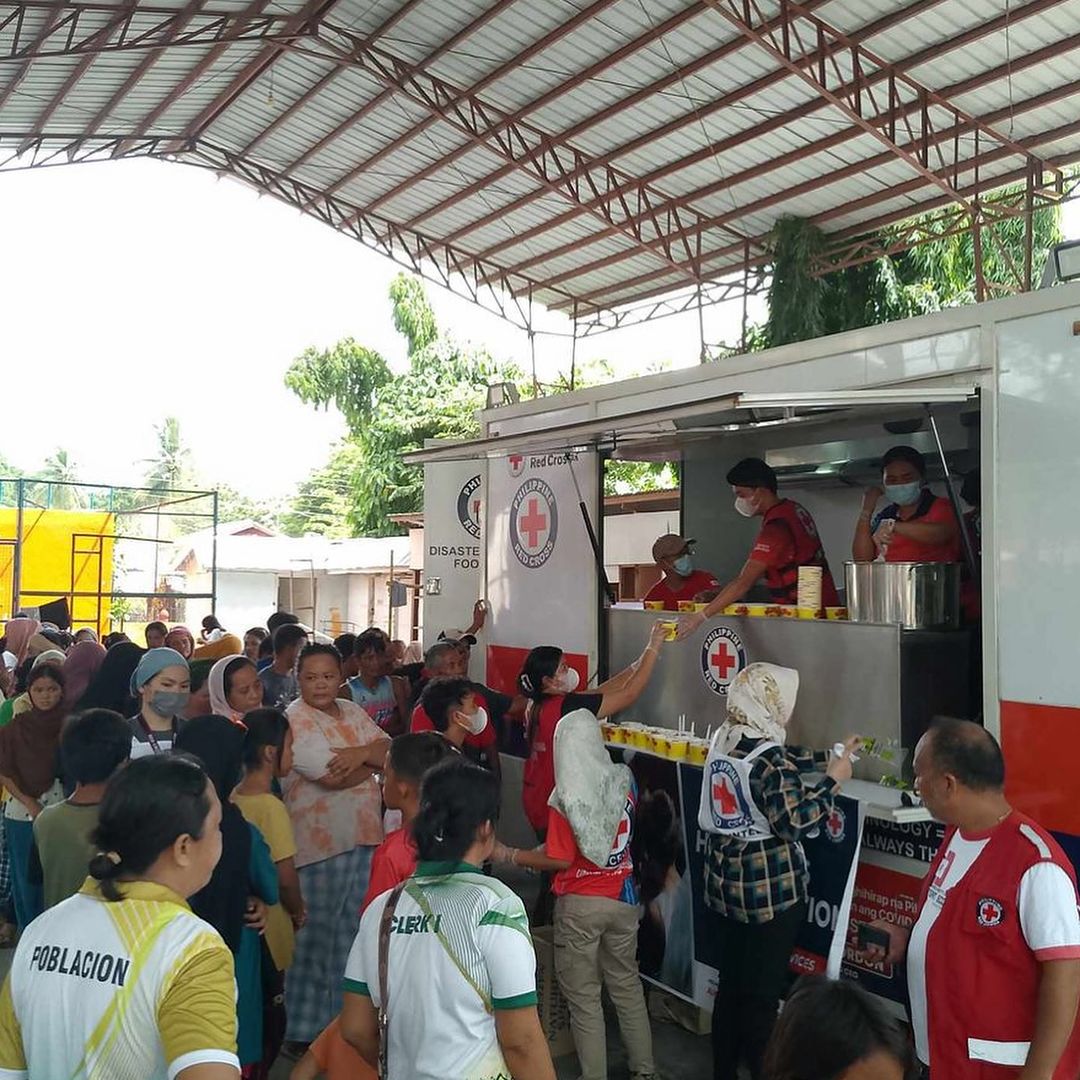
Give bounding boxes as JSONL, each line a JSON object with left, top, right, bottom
{"left": 3, "top": 0, "right": 1078, "bottom": 330}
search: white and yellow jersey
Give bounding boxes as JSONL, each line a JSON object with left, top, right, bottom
{"left": 0, "top": 878, "right": 239, "bottom": 1080}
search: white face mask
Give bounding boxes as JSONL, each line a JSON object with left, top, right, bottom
{"left": 455, "top": 706, "right": 488, "bottom": 736}
{"left": 558, "top": 668, "right": 580, "bottom": 694}
{"left": 734, "top": 495, "right": 757, "bottom": 518}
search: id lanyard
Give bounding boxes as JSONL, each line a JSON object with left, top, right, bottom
{"left": 137, "top": 714, "right": 178, "bottom": 755}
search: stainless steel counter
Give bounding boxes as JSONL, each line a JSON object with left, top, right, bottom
{"left": 607, "top": 609, "right": 969, "bottom": 783}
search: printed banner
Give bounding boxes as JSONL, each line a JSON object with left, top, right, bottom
{"left": 611, "top": 748, "right": 865, "bottom": 1010}
{"left": 486, "top": 450, "right": 599, "bottom": 695}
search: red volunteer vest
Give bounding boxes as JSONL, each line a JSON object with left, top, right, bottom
{"left": 522, "top": 696, "right": 564, "bottom": 833}
{"left": 759, "top": 500, "right": 839, "bottom": 605}
{"left": 918, "top": 812, "right": 1080, "bottom": 1079}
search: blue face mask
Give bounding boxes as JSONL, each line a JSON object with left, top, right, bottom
{"left": 885, "top": 481, "right": 922, "bottom": 507}
{"left": 672, "top": 554, "right": 693, "bottom": 576}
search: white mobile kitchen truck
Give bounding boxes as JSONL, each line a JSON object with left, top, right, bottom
{"left": 412, "top": 282, "right": 1080, "bottom": 1009}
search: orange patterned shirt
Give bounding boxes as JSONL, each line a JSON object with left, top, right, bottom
{"left": 283, "top": 697, "right": 388, "bottom": 868}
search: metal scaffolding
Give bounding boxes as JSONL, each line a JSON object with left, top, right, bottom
{"left": 0, "top": 477, "right": 219, "bottom": 632}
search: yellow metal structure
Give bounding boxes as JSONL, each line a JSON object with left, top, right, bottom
{"left": 0, "top": 509, "right": 116, "bottom": 633}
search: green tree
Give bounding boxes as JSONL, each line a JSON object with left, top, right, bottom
{"left": 285, "top": 274, "right": 521, "bottom": 536}
{"left": 143, "top": 416, "right": 191, "bottom": 492}
{"left": 38, "top": 449, "right": 84, "bottom": 508}
{"left": 278, "top": 441, "right": 363, "bottom": 538}
{"left": 759, "top": 184, "right": 1063, "bottom": 348}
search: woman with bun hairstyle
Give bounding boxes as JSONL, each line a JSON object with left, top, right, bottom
{"left": 341, "top": 757, "right": 555, "bottom": 1080}
{"left": 518, "top": 623, "right": 669, "bottom": 842}
{"left": 0, "top": 753, "right": 241, "bottom": 1079}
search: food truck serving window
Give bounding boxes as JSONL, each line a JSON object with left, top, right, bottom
{"left": 403, "top": 387, "right": 978, "bottom": 464}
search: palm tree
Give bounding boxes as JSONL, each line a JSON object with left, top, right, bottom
{"left": 144, "top": 417, "right": 190, "bottom": 492}
{"left": 39, "top": 449, "right": 83, "bottom": 508}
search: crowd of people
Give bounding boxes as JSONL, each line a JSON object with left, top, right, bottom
{"left": 0, "top": 581, "right": 1075, "bottom": 1080}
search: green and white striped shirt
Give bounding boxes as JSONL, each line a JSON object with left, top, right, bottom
{"left": 344, "top": 861, "right": 537, "bottom": 1080}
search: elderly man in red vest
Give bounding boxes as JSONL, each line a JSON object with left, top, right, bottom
{"left": 677, "top": 458, "right": 838, "bottom": 638}
{"left": 868, "top": 719, "right": 1080, "bottom": 1079}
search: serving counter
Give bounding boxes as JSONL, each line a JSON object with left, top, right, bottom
{"left": 607, "top": 607, "right": 969, "bottom": 786}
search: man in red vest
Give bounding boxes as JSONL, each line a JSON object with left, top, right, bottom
{"left": 867, "top": 719, "right": 1080, "bottom": 1079}
{"left": 677, "top": 458, "right": 837, "bottom": 638}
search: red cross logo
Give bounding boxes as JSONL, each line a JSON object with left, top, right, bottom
{"left": 713, "top": 776, "right": 739, "bottom": 817}
{"left": 520, "top": 498, "right": 548, "bottom": 549}
{"left": 710, "top": 641, "right": 737, "bottom": 679}
{"left": 977, "top": 897, "right": 1004, "bottom": 926}
{"left": 509, "top": 454, "right": 524, "bottom": 477}
{"left": 825, "top": 807, "right": 846, "bottom": 842}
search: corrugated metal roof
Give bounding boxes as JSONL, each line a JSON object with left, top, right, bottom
{"left": 3, "top": 0, "right": 1079, "bottom": 325}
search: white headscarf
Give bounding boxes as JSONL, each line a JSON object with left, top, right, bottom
{"left": 208, "top": 654, "right": 247, "bottom": 723}
{"left": 549, "top": 709, "right": 632, "bottom": 867}
{"left": 718, "top": 663, "right": 800, "bottom": 754}
{"left": 31, "top": 650, "right": 66, "bottom": 670}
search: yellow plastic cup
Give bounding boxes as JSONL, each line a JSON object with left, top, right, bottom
{"left": 632, "top": 729, "right": 652, "bottom": 750}
{"left": 688, "top": 740, "right": 709, "bottom": 766}
{"left": 659, "top": 621, "right": 678, "bottom": 641}
{"left": 667, "top": 736, "right": 690, "bottom": 760}
{"left": 644, "top": 601, "right": 665, "bottom": 611}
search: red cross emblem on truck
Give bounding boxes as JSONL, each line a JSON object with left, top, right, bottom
{"left": 511, "top": 478, "right": 558, "bottom": 569}
{"left": 700, "top": 626, "right": 747, "bottom": 696}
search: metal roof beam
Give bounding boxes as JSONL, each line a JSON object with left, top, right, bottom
{"left": 79, "top": 0, "right": 210, "bottom": 136}
{"left": 310, "top": 21, "right": 762, "bottom": 285}
{"left": 0, "top": 0, "right": 68, "bottom": 110}
{"left": 0, "top": 2, "right": 298, "bottom": 62}
{"left": 270, "top": 0, "right": 522, "bottom": 187}
{"left": 166, "top": 140, "right": 553, "bottom": 330}
{"left": 473, "top": 0, "right": 1059, "bottom": 275}
{"left": 367, "top": 0, "right": 722, "bottom": 225}
{"left": 703, "top": 0, "right": 1056, "bottom": 202}
{"left": 447, "top": 0, "right": 936, "bottom": 257}
{"left": 564, "top": 70, "right": 1080, "bottom": 310}
{"left": 118, "top": 0, "right": 278, "bottom": 146}
{"left": 176, "top": 0, "right": 343, "bottom": 141}
{"left": 233, "top": 0, "right": 429, "bottom": 161}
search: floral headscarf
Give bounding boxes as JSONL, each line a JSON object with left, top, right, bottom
{"left": 718, "top": 663, "right": 800, "bottom": 754}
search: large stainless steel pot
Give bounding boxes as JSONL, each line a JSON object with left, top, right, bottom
{"left": 844, "top": 561, "right": 961, "bottom": 630}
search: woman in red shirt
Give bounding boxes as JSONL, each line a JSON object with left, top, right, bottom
{"left": 494, "top": 710, "right": 657, "bottom": 1080}
{"left": 517, "top": 622, "right": 668, "bottom": 838}
{"left": 853, "top": 445, "right": 961, "bottom": 564}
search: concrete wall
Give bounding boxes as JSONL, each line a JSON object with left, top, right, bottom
{"left": 214, "top": 571, "right": 279, "bottom": 636}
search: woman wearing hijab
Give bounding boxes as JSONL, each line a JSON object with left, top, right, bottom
{"left": 175, "top": 715, "right": 278, "bottom": 1077}
{"left": 0, "top": 650, "right": 68, "bottom": 728}
{"left": 494, "top": 710, "right": 656, "bottom": 1080}
{"left": 76, "top": 640, "right": 143, "bottom": 715}
{"left": 2, "top": 619, "right": 39, "bottom": 670}
{"left": 0, "top": 663, "right": 67, "bottom": 928}
{"left": 698, "top": 663, "right": 859, "bottom": 1080}
{"left": 61, "top": 639, "right": 105, "bottom": 711}
{"left": 128, "top": 648, "right": 191, "bottom": 759}
{"left": 208, "top": 655, "right": 264, "bottom": 726}
{"left": 164, "top": 625, "right": 196, "bottom": 660}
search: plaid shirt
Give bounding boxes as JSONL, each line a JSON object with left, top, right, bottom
{"left": 703, "top": 738, "right": 837, "bottom": 924}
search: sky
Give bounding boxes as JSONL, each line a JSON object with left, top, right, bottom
{"left": 0, "top": 157, "right": 1075, "bottom": 502}
{"left": 0, "top": 157, "right": 762, "bottom": 501}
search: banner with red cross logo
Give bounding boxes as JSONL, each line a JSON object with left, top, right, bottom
{"left": 510, "top": 477, "right": 559, "bottom": 569}
{"left": 700, "top": 625, "right": 747, "bottom": 696}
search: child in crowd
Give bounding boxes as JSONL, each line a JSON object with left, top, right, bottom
{"left": 31, "top": 708, "right": 131, "bottom": 909}
{"left": 413, "top": 675, "right": 501, "bottom": 778}
{"left": 290, "top": 732, "right": 453, "bottom": 1080}
{"left": 0, "top": 663, "right": 68, "bottom": 928}
{"left": 259, "top": 625, "right": 307, "bottom": 711}
{"left": 346, "top": 629, "right": 407, "bottom": 735}
{"left": 234, "top": 708, "right": 306, "bottom": 1075}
